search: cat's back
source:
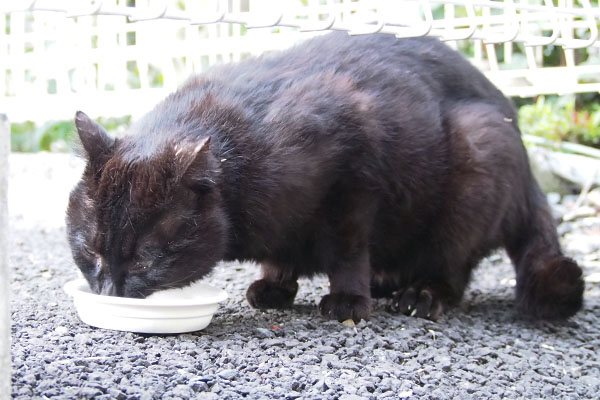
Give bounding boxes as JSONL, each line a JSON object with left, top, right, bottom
{"left": 125, "top": 32, "right": 512, "bottom": 159}
{"left": 208, "top": 32, "right": 507, "bottom": 111}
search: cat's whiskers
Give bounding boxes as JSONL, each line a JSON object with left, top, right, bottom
{"left": 156, "top": 270, "right": 201, "bottom": 290}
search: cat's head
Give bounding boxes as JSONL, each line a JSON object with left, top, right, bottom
{"left": 66, "top": 111, "right": 227, "bottom": 297}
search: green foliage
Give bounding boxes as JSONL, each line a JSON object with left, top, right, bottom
{"left": 148, "top": 65, "right": 164, "bottom": 88}
{"left": 97, "top": 115, "right": 131, "bottom": 133}
{"left": 518, "top": 96, "right": 600, "bottom": 148}
{"left": 38, "top": 121, "right": 76, "bottom": 152}
{"left": 10, "top": 116, "right": 130, "bottom": 153}
{"left": 10, "top": 121, "right": 37, "bottom": 152}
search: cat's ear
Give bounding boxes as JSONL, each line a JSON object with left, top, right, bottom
{"left": 74, "top": 111, "right": 115, "bottom": 165}
{"left": 175, "top": 137, "right": 214, "bottom": 192}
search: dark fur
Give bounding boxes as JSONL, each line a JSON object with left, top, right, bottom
{"left": 66, "top": 32, "right": 584, "bottom": 322}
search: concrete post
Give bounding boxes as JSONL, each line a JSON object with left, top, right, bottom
{"left": 0, "top": 114, "right": 10, "bottom": 400}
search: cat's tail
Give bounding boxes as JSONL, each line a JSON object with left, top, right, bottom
{"left": 505, "top": 184, "right": 584, "bottom": 319}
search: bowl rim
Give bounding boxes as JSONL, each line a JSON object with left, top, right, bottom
{"left": 64, "top": 278, "right": 228, "bottom": 307}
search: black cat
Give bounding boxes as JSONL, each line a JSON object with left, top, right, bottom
{"left": 66, "top": 32, "right": 584, "bottom": 322}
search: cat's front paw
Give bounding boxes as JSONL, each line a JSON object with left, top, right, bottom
{"left": 318, "top": 293, "right": 371, "bottom": 323}
{"left": 517, "top": 256, "right": 584, "bottom": 319}
{"left": 246, "top": 279, "right": 298, "bottom": 309}
{"left": 390, "top": 283, "right": 453, "bottom": 321}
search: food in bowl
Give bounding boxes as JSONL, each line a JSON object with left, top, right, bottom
{"left": 64, "top": 279, "right": 227, "bottom": 334}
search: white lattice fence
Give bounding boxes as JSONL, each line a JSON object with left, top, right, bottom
{"left": 1, "top": 0, "right": 599, "bottom": 123}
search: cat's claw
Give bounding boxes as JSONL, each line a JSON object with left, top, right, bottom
{"left": 390, "top": 285, "right": 446, "bottom": 321}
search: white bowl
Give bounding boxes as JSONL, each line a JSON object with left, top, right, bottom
{"left": 64, "top": 279, "right": 228, "bottom": 334}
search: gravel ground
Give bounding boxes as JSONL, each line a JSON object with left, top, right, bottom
{"left": 9, "top": 153, "right": 600, "bottom": 399}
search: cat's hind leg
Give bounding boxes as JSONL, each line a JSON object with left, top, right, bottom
{"left": 505, "top": 189, "right": 584, "bottom": 319}
{"left": 246, "top": 262, "right": 298, "bottom": 309}
{"left": 445, "top": 101, "right": 584, "bottom": 319}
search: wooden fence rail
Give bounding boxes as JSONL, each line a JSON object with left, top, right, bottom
{"left": 1, "top": 0, "right": 599, "bottom": 123}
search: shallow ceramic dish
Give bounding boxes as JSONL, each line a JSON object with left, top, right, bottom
{"left": 64, "top": 279, "right": 228, "bottom": 334}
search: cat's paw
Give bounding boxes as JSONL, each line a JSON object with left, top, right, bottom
{"left": 517, "top": 256, "right": 584, "bottom": 319}
{"left": 246, "top": 279, "right": 298, "bottom": 309}
{"left": 318, "top": 293, "right": 371, "bottom": 323}
{"left": 389, "top": 284, "right": 451, "bottom": 321}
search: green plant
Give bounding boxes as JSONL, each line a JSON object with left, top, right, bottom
{"left": 38, "top": 121, "right": 76, "bottom": 152}
{"left": 97, "top": 115, "right": 131, "bottom": 133}
{"left": 518, "top": 96, "right": 600, "bottom": 149}
{"left": 10, "top": 116, "right": 131, "bottom": 152}
{"left": 10, "top": 121, "right": 37, "bottom": 152}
